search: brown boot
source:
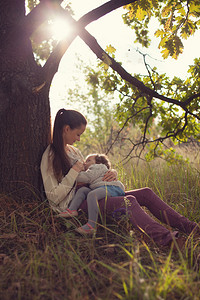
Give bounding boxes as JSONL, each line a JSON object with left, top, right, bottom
{"left": 170, "top": 236, "right": 186, "bottom": 253}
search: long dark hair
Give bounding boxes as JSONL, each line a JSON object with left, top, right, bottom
{"left": 50, "top": 109, "right": 87, "bottom": 181}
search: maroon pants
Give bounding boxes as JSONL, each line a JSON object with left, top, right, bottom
{"left": 79, "top": 187, "right": 197, "bottom": 246}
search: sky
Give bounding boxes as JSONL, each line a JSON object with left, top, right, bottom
{"left": 49, "top": 0, "right": 200, "bottom": 121}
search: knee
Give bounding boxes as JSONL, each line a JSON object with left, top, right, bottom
{"left": 78, "top": 187, "right": 91, "bottom": 196}
{"left": 141, "top": 187, "right": 155, "bottom": 205}
{"left": 86, "top": 190, "right": 97, "bottom": 202}
{"left": 124, "top": 195, "right": 138, "bottom": 209}
{"left": 126, "top": 187, "right": 153, "bottom": 197}
{"left": 143, "top": 187, "right": 153, "bottom": 195}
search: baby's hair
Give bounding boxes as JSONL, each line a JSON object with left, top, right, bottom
{"left": 87, "top": 154, "right": 111, "bottom": 169}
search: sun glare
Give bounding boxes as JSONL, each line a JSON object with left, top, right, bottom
{"left": 50, "top": 18, "right": 73, "bottom": 41}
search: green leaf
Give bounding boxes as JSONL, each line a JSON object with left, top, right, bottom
{"left": 105, "top": 45, "right": 116, "bottom": 55}
{"left": 135, "top": 7, "right": 147, "bottom": 21}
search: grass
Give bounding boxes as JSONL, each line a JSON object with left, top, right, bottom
{"left": 1, "top": 157, "right": 200, "bottom": 300}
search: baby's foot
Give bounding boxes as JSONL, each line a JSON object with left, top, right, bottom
{"left": 75, "top": 223, "right": 96, "bottom": 235}
{"left": 58, "top": 208, "right": 78, "bottom": 218}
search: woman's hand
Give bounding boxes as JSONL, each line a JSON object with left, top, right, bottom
{"left": 103, "top": 169, "right": 118, "bottom": 182}
{"left": 72, "top": 161, "right": 85, "bottom": 172}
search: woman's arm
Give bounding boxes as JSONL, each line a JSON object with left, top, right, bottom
{"left": 42, "top": 167, "right": 79, "bottom": 205}
{"left": 40, "top": 147, "right": 84, "bottom": 205}
{"left": 102, "top": 169, "right": 118, "bottom": 182}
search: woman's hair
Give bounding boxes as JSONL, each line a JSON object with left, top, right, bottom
{"left": 87, "top": 154, "right": 111, "bottom": 169}
{"left": 50, "top": 109, "right": 87, "bottom": 181}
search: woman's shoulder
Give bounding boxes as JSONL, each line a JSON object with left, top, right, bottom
{"left": 41, "top": 145, "right": 54, "bottom": 167}
{"left": 42, "top": 145, "right": 52, "bottom": 158}
{"left": 40, "top": 145, "right": 53, "bottom": 173}
{"left": 68, "top": 145, "right": 80, "bottom": 153}
{"left": 68, "top": 145, "right": 84, "bottom": 158}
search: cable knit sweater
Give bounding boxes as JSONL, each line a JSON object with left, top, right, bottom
{"left": 40, "top": 144, "right": 84, "bottom": 212}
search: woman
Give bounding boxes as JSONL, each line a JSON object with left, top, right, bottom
{"left": 41, "top": 109, "right": 198, "bottom": 248}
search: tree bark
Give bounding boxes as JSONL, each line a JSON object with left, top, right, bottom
{"left": 0, "top": 1, "right": 51, "bottom": 199}
{"left": 1, "top": 0, "right": 199, "bottom": 200}
{"left": 0, "top": 0, "right": 136, "bottom": 200}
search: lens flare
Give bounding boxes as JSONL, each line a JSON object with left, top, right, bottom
{"left": 50, "top": 19, "right": 73, "bottom": 41}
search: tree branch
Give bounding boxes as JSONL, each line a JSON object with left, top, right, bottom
{"left": 120, "top": 112, "right": 189, "bottom": 163}
{"left": 105, "top": 106, "right": 150, "bottom": 155}
{"left": 183, "top": 92, "right": 200, "bottom": 107}
{"left": 78, "top": 0, "right": 137, "bottom": 26}
{"left": 42, "top": 0, "right": 135, "bottom": 82}
{"left": 20, "top": 0, "right": 63, "bottom": 38}
{"left": 41, "top": 0, "right": 199, "bottom": 118}
{"left": 78, "top": 29, "right": 185, "bottom": 107}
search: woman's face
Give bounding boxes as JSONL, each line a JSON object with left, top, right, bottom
{"left": 63, "top": 123, "right": 86, "bottom": 145}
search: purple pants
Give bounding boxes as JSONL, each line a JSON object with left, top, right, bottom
{"left": 79, "top": 187, "right": 197, "bottom": 246}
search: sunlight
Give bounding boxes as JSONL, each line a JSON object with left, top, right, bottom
{"left": 50, "top": 18, "right": 73, "bottom": 41}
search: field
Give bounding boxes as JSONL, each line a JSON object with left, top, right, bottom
{"left": 0, "top": 149, "right": 200, "bottom": 300}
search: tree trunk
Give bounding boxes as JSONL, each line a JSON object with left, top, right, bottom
{"left": 0, "top": 1, "right": 51, "bottom": 200}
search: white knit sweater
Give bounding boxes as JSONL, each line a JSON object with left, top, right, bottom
{"left": 40, "top": 145, "right": 84, "bottom": 212}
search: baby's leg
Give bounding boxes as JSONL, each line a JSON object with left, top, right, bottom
{"left": 69, "top": 187, "right": 91, "bottom": 210}
{"left": 87, "top": 188, "right": 109, "bottom": 227}
{"left": 78, "top": 188, "right": 109, "bottom": 231}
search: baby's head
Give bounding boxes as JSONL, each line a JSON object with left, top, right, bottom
{"left": 84, "top": 154, "right": 111, "bottom": 170}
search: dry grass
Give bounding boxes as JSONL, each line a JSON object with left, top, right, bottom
{"left": 1, "top": 152, "right": 200, "bottom": 300}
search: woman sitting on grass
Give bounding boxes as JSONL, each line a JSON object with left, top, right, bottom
{"left": 40, "top": 109, "right": 199, "bottom": 249}
{"left": 58, "top": 153, "right": 125, "bottom": 234}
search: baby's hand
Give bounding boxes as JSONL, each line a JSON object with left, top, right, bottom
{"left": 72, "top": 161, "right": 84, "bottom": 172}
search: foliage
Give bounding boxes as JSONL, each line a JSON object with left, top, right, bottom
{"left": 27, "top": 0, "right": 73, "bottom": 63}
{"left": 26, "top": 0, "right": 39, "bottom": 11}
{"left": 78, "top": 44, "right": 200, "bottom": 161}
{"left": 66, "top": 59, "right": 131, "bottom": 156}
{"left": 123, "top": 0, "right": 200, "bottom": 59}
{"left": 1, "top": 0, "right": 199, "bottom": 196}
{"left": 27, "top": 0, "right": 200, "bottom": 161}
